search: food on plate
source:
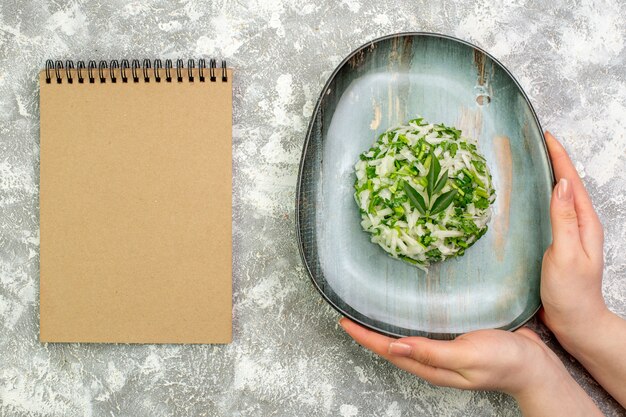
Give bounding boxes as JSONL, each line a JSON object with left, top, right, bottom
{"left": 354, "top": 117, "right": 496, "bottom": 270}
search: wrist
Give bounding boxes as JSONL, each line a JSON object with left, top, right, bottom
{"left": 554, "top": 306, "right": 613, "bottom": 358}
{"left": 512, "top": 351, "right": 603, "bottom": 417}
{"left": 507, "top": 345, "right": 561, "bottom": 399}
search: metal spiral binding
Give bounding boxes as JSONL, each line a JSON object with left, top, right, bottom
{"left": 131, "top": 59, "right": 140, "bottom": 82}
{"left": 110, "top": 60, "right": 119, "bottom": 83}
{"left": 176, "top": 59, "right": 184, "bottom": 82}
{"left": 65, "top": 60, "right": 74, "bottom": 84}
{"left": 44, "top": 59, "right": 228, "bottom": 84}
{"left": 98, "top": 61, "right": 107, "bottom": 83}
{"left": 88, "top": 61, "right": 96, "bottom": 83}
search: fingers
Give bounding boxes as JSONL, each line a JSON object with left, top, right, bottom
{"left": 339, "top": 318, "right": 470, "bottom": 388}
{"left": 544, "top": 131, "right": 591, "bottom": 208}
{"left": 340, "top": 318, "right": 470, "bottom": 370}
{"left": 544, "top": 132, "right": 603, "bottom": 257}
{"left": 549, "top": 178, "right": 582, "bottom": 255}
{"left": 384, "top": 354, "right": 471, "bottom": 388}
{"left": 339, "top": 317, "right": 397, "bottom": 357}
{"left": 390, "top": 337, "right": 473, "bottom": 370}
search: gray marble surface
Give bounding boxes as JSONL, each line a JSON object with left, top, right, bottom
{"left": 0, "top": 0, "right": 624, "bottom": 416}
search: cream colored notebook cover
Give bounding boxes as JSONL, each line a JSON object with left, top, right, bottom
{"left": 39, "top": 59, "right": 232, "bottom": 344}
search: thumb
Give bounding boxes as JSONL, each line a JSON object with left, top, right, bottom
{"left": 550, "top": 178, "right": 581, "bottom": 254}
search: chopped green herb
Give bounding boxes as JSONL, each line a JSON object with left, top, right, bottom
{"left": 354, "top": 117, "right": 496, "bottom": 270}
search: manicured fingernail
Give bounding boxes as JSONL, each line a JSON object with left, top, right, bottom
{"left": 388, "top": 342, "right": 412, "bottom": 357}
{"left": 557, "top": 178, "right": 571, "bottom": 201}
{"left": 338, "top": 318, "right": 347, "bottom": 330}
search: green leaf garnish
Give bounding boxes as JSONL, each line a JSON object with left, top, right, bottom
{"left": 430, "top": 189, "right": 458, "bottom": 215}
{"left": 432, "top": 169, "right": 448, "bottom": 195}
{"left": 426, "top": 151, "right": 441, "bottom": 199}
{"left": 403, "top": 182, "right": 427, "bottom": 215}
{"left": 354, "top": 118, "right": 495, "bottom": 269}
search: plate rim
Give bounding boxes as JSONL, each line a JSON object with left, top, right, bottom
{"left": 295, "top": 31, "right": 555, "bottom": 338}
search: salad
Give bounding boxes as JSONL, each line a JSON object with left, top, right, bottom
{"left": 354, "top": 118, "right": 496, "bottom": 270}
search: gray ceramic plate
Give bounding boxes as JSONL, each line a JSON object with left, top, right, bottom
{"left": 296, "top": 33, "right": 554, "bottom": 339}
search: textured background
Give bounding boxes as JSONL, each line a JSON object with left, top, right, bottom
{"left": 0, "top": 0, "right": 625, "bottom": 416}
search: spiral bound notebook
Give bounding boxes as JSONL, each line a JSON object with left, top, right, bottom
{"left": 39, "top": 59, "right": 232, "bottom": 344}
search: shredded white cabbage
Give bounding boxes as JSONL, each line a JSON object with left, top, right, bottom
{"left": 354, "top": 117, "right": 496, "bottom": 270}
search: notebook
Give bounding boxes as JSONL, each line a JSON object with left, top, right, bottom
{"left": 39, "top": 59, "right": 232, "bottom": 344}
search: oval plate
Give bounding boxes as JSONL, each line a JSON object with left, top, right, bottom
{"left": 296, "top": 33, "right": 554, "bottom": 339}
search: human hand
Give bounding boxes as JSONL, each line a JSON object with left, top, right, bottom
{"left": 540, "top": 132, "right": 608, "bottom": 351}
{"left": 340, "top": 318, "right": 604, "bottom": 416}
{"left": 540, "top": 132, "right": 626, "bottom": 407}
{"left": 340, "top": 318, "right": 550, "bottom": 395}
